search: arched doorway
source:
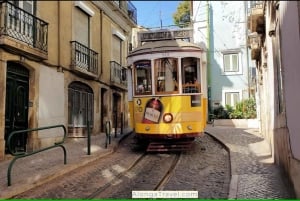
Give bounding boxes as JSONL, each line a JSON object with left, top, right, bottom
{"left": 5, "top": 62, "right": 29, "bottom": 154}
{"left": 68, "top": 81, "right": 94, "bottom": 137}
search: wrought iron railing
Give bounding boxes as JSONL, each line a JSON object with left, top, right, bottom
{"left": 127, "top": 1, "right": 137, "bottom": 24}
{"left": 110, "top": 61, "right": 127, "bottom": 88}
{"left": 112, "top": 1, "right": 137, "bottom": 24}
{"left": 70, "top": 41, "right": 98, "bottom": 75}
{"left": 0, "top": 1, "right": 48, "bottom": 52}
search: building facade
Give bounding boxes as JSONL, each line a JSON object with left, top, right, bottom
{"left": 0, "top": 1, "right": 137, "bottom": 160}
{"left": 192, "top": 1, "right": 254, "bottom": 116}
{"left": 248, "top": 0, "right": 300, "bottom": 197}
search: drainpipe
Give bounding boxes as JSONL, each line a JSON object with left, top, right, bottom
{"left": 245, "top": 1, "right": 251, "bottom": 98}
{"left": 100, "top": 10, "right": 103, "bottom": 76}
{"left": 58, "top": 1, "right": 61, "bottom": 69}
{"left": 206, "top": 1, "right": 212, "bottom": 119}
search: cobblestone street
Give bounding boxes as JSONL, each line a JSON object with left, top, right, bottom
{"left": 1, "top": 125, "right": 296, "bottom": 199}
{"left": 206, "top": 125, "right": 295, "bottom": 199}
{"left": 13, "top": 133, "right": 230, "bottom": 199}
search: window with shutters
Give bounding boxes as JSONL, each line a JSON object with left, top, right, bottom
{"left": 74, "top": 7, "right": 89, "bottom": 47}
{"left": 223, "top": 91, "right": 241, "bottom": 108}
{"left": 112, "top": 35, "right": 123, "bottom": 65}
{"left": 9, "top": 1, "right": 35, "bottom": 14}
{"left": 221, "top": 51, "right": 242, "bottom": 75}
{"left": 223, "top": 53, "right": 238, "bottom": 72}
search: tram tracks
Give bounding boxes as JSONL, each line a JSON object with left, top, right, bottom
{"left": 87, "top": 152, "right": 182, "bottom": 199}
{"left": 86, "top": 152, "right": 147, "bottom": 199}
{"left": 13, "top": 134, "right": 231, "bottom": 199}
{"left": 13, "top": 133, "right": 183, "bottom": 199}
{"left": 154, "top": 153, "right": 181, "bottom": 191}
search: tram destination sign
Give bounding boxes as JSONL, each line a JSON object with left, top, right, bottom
{"left": 139, "top": 29, "right": 192, "bottom": 42}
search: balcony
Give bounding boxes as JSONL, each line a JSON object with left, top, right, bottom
{"left": 0, "top": 1, "right": 48, "bottom": 60}
{"left": 112, "top": 1, "right": 137, "bottom": 24}
{"left": 110, "top": 61, "right": 127, "bottom": 90}
{"left": 248, "top": 1, "right": 265, "bottom": 34}
{"left": 248, "top": 32, "right": 262, "bottom": 60}
{"left": 70, "top": 41, "right": 98, "bottom": 79}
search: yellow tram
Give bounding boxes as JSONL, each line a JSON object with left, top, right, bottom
{"left": 127, "top": 29, "right": 207, "bottom": 147}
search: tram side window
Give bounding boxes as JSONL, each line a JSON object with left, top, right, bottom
{"left": 182, "top": 57, "right": 201, "bottom": 93}
{"left": 155, "top": 58, "right": 178, "bottom": 94}
{"left": 134, "top": 60, "right": 152, "bottom": 95}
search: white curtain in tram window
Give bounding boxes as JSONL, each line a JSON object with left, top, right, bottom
{"left": 165, "top": 59, "right": 174, "bottom": 92}
{"left": 155, "top": 59, "right": 164, "bottom": 92}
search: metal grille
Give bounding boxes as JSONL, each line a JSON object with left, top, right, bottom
{"left": 127, "top": 1, "right": 137, "bottom": 24}
{"left": 111, "top": 1, "right": 137, "bottom": 24}
{"left": 110, "top": 61, "right": 127, "bottom": 88}
{"left": 71, "top": 41, "right": 98, "bottom": 75}
{"left": 0, "top": 1, "right": 48, "bottom": 52}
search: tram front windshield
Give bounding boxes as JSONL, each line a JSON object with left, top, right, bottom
{"left": 134, "top": 57, "right": 201, "bottom": 95}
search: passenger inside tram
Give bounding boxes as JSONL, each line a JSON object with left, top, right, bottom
{"left": 182, "top": 57, "right": 201, "bottom": 93}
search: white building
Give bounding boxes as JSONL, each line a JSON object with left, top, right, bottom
{"left": 248, "top": 0, "right": 300, "bottom": 197}
{"left": 192, "top": 1, "right": 255, "bottom": 116}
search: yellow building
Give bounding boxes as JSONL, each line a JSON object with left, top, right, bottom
{"left": 0, "top": 1, "right": 137, "bottom": 160}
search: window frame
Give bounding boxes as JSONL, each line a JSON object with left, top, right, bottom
{"left": 154, "top": 57, "right": 179, "bottom": 95}
{"left": 222, "top": 90, "right": 242, "bottom": 108}
{"left": 181, "top": 57, "right": 201, "bottom": 94}
{"left": 134, "top": 60, "right": 152, "bottom": 95}
{"left": 221, "top": 50, "right": 242, "bottom": 75}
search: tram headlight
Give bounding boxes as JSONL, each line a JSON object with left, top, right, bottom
{"left": 163, "top": 113, "right": 173, "bottom": 123}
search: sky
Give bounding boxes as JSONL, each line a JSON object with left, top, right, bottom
{"left": 131, "top": 1, "right": 182, "bottom": 29}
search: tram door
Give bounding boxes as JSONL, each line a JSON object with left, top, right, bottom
{"left": 5, "top": 63, "right": 29, "bottom": 154}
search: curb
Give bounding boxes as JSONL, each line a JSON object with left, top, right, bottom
{"left": 1, "top": 149, "right": 114, "bottom": 199}
{"left": 204, "top": 131, "right": 237, "bottom": 199}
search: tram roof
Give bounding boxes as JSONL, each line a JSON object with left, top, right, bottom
{"left": 128, "top": 39, "right": 204, "bottom": 57}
